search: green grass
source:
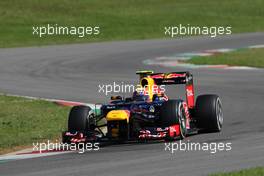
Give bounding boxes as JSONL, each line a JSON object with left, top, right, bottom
{"left": 210, "top": 167, "right": 264, "bottom": 176}
{"left": 0, "top": 0, "right": 264, "bottom": 48}
{"left": 0, "top": 95, "right": 70, "bottom": 154}
{"left": 186, "top": 48, "right": 264, "bottom": 68}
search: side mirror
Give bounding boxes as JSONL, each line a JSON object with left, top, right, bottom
{"left": 111, "top": 95, "right": 122, "bottom": 101}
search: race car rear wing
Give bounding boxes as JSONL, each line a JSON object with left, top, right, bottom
{"left": 150, "top": 72, "right": 193, "bottom": 85}
{"left": 136, "top": 71, "right": 195, "bottom": 108}
{"left": 136, "top": 71, "right": 193, "bottom": 85}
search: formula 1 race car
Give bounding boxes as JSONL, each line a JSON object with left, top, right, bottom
{"left": 62, "top": 71, "right": 223, "bottom": 144}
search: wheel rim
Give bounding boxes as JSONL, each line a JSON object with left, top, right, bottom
{"left": 178, "top": 104, "right": 186, "bottom": 138}
{"left": 216, "top": 98, "right": 223, "bottom": 129}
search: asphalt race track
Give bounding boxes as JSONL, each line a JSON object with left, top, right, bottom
{"left": 0, "top": 33, "right": 264, "bottom": 176}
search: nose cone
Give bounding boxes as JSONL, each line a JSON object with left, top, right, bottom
{"left": 106, "top": 110, "right": 130, "bottom": 123}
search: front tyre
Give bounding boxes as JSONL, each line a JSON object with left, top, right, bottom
{"left": 68, "top": 105, "right": 92, "bottom": 132}
{"left": 195, "top": 94, "right": 223, "bottom": 132}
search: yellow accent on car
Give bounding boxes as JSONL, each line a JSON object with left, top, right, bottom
{"left": 136, "top": 70, "right": 154, "bottom": 79}
{"left": 106, "top": 110, "right": 130, "bottom": 123}
{"left": 140, "top": 77, "right": 155, "bottom": 101}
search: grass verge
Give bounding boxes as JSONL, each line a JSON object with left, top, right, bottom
{"left": 185, "top": 48, "right": 264, "bottom": 68}
{"left": 210, "top": 167, "right": 264, "bottom": 176}
{"left": 0, "top": 95, "right": 70, "bottom": 154}
{"left": 0, "top": 0, "right": 264, "bottom": 48}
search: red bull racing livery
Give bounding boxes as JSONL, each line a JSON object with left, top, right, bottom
{"left": 62, "top": 71, "right": 223, "bottom": 144}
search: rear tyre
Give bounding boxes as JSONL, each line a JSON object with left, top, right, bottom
{"left": 68, "top": 105, "right": 92, "bottom": 132}
{"left": 195, "top": 94, "right": 223, "bottom": 132}
{"left": 160, "top": 100, "right": 187, "bottom": 139}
